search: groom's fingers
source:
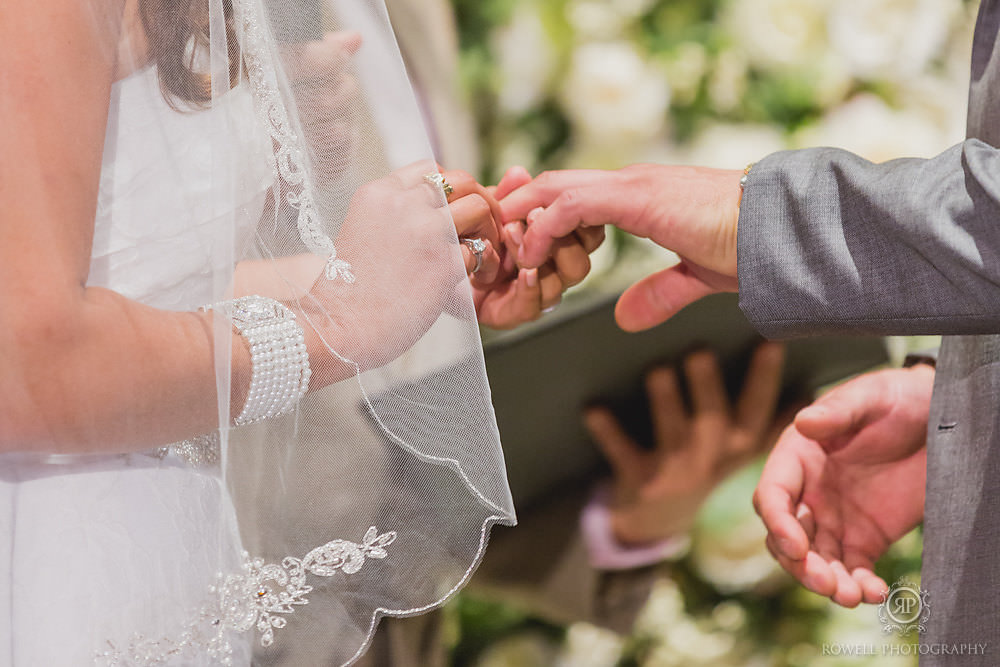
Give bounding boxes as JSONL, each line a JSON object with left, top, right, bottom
{"left": 754, "top": 429, "right": 811, "bottom": 561}
{"left": 614, "top": 264, "right": 718, "bottom": 332}
{"left": 828, "top": 561, "right": 864, "bottom": 608}
{"left": 853, "top": 568, "right": 890, "bottom": 604}
{"left": 765, "top": 536, "right": 837, "bottom": 597}
{"left": 500, "top": 169, "right": 613, "bottom": 222}
{"left": 794, "top": 377, "right": 885, "bottom": 444}
{"left": 494, "top": 165, "right": 533, "bottom": 200}
{"left": 517, "top": 187, "right": 631, "bottom": 268}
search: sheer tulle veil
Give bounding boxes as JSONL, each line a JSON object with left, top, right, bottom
{"left": 70, "top": 0, "right": 515, "bottom": 663}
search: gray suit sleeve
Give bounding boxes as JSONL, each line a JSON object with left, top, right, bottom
{"left": 738, "top": 139, "right": 1000, "bottom": 338}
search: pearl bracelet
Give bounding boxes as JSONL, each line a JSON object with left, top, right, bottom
{"left": 204, "top": 295, "right": 311, "bottom": 425}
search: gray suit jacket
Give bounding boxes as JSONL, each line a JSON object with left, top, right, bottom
{"left": 739, "top": 2, "right": 1000, "bottom": 663}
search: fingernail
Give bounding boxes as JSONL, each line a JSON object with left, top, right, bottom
{"left": 525, "top": 268, "right": 538, "bottom": 288}
{"left": 517, "top": 245, "right": 527, "bottom": 266}
{"left": 527, "top": 207, "right": 544, "bottom": 225}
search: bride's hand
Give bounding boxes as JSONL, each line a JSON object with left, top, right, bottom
{"left": 438, "top": 168, "right": 504, "bottom": 287}
{"left": 304, "top": 163, "right": 468, "bottom": 383}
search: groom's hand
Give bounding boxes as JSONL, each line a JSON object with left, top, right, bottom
{"left": 500, "top": 165, "right": 743, "bottom": 332}
{"left": 753, "top": 364, "right": 933, "bottom": 608}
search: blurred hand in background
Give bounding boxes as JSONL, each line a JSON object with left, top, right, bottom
{"left": 584, "top": 342, "right": 790, "bottom": 545}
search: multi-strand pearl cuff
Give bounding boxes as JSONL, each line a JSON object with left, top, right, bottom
{"left": 205, "top": 295, "right": 311, "bottom": 426}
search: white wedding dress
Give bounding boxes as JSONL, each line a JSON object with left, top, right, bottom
{"left": 0, "top": 65, "right": 273, "bottom": 666}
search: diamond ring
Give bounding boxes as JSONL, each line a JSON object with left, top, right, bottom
{"left": 462, "top": 238, "right": 488, "bottom": 274}
{"left": 424, "top": 172, "right": 454, "bottom": 196}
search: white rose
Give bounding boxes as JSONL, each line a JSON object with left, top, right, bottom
{"left": 561, "top": 41, "right": 671, "bottom": 148}
{"left": 723, "top": 0, "right": 831, "bottom": 71}
{"left": 828, "top": 0, "right": 959, "bottom": 81}
{"left": 555, "top": 624, "right": 624, "bottom": 667}
{"left": 793, "top": 93, "right": 951, "bottom": 162}
{"left": 494, "top": 6, "right": 558, "bottom": 114}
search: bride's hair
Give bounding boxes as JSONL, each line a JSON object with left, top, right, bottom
{"left": 139, "top": 0, "right": 241, "bottom": 107}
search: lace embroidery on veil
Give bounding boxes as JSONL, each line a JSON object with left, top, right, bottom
{"left": 238, "top": 0, "right": 354, "bottom": 283}
{"left": 97, "top": 528, "right": 397, "bottom": 666}
{"left": 97, "top": 0, "right": 512, "bottom": 663}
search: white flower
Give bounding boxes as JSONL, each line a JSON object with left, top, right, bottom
{"left": 690, "top": 467, "right": 786, "bottom": 593}
{"left": 711, "top": 601, "right": 748, "bottom": 633}
{"left": 556, "top": 623, "right": 624, "bottom": 667}
{"left": 828, "top": 0, "right": 959, "bottom": 81}
{"left": 706, "top": 49, "right": 748, "bottom": 113}
{"left": 612, "top": 0, "right": 657, "bottom": 19}
{"left": 567, "top": 0, "right": 629, "bottom": 40}
{"left": 634, "top": 578, "right": 687, "bottom": 640}
{"left": 561, "top": 41, "right": 671, "bottom": 147}
{"left": 793, "top": 93, "right": 951, "bottom": 162}
{"left": 668, "top": 42, "right": 711, "bottom": 106}
{"left": 475, "top": 632, "right": 559, "bottom": 667}
{"left": 724, "top": 0, "right": 831, "bottom": 71}
{"left": 897, "top": 74, "right": 969, "bottom": 148}
{"left": 683, "top": 122, "right": 787, "bottom": 170}
{"left": 494, "top": 6, "right": 558, "bottom": 114}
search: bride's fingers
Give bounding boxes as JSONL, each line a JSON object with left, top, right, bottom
{"left": 441, "top": 169, "right": 503, "bottom": 245}
{"left": 477, "top": 268, "right": 543, "bottom": 329}
{"left": 502, "top": 222, "right": 526, "bottom": 274}
{"left": 449, "top": 194, "right": 501, "bottom": 249}
{"left": 461, "top": 240, "right": 501, "bottom": 286}
{"left": 539, "top": 266, "right": 563, "bottom": 310}
{"left": 576, "top": 226, "right": 606, "bottom": 254}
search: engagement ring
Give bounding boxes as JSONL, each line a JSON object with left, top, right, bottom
{"left": 462, "top": 238, "right": 488, "bottom": 274}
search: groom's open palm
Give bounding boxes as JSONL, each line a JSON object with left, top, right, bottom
{"left": 753, "top": 365, "right": 934, "bottom": 608}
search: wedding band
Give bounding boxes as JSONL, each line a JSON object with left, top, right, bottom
{"left": 462, "top": 237, "right": 488, "bottom": 274}
{"left": 424, "top": 172, "right": 454, "bottom": 196}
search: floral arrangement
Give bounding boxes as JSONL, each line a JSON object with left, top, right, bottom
{"left": 457, "top": 0, "right": 975, "bottom": 178}
{"left": 449, "top": 0, "right": 973, "bottom": 664}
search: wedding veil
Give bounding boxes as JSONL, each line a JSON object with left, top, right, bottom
{"left": 75, "top": 0, "right": 515, "bottom": 663}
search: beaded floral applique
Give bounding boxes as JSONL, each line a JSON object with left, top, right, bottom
{"left": 236, "top": 0, "right": 355, "bottom": 283}
{"left": 98, "top": 527, "right": 397, "bottom": 666}
{"left": 153, "top": 432, "right": 221, "bottom": 468}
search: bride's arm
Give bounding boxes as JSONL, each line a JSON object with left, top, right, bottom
{"left": 0, "top": 0, "right": 253, "bottom": 454}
